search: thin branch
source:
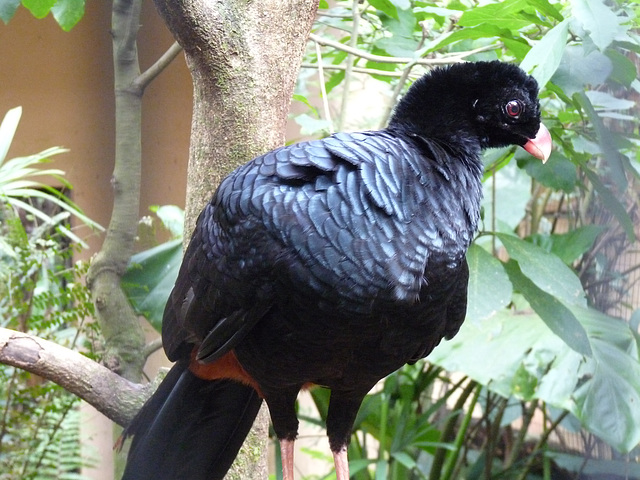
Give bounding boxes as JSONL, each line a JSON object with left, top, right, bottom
{"left": 309, "top": 33, "right": 499, "bottom": 66}
{"left": 337, "top": 0, "right": 361, "bottom": 131}
{"left": 379, "top": 21, "right": 430, "bottom": 128}
{"left": 0, "top": 327, "right": 147, "bottom": 427}
{"left": 135, "top": 41, "right": 183, "bottom": 92}
{"left": 315, "top": 41, "right": 334, "bottom": 133}
{"left": 142, "top": 337, "right": 164, "bottom": 359}
{"left": 301, "top": 63, "right": 406, "bottom": 78}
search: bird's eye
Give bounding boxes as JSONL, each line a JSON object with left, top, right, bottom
{"left": 505, "top": 100, "right": 523, "bottom": 119}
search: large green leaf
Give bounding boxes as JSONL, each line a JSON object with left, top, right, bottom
{"left": 516, "top": 150, "right": 578, "bottom": 193}
{"left": 429, "top": 24, "right": 512, "bottom": 52}
{"left": 520, "top": 18, "right": 570, "bottom": 87}
{"left": 568, "top": 305, "right": 640, "bottom": 452}
{"left": 368, "top": 0, "right": 399, "bottom": 19}
{"left": 582, "top": 165, "right": 635, "bottom": 241}
{"left": 496, "top": 233, "right": 586, "bottom": 307}
{"left": 528, "top": 225, "right": 605, "bottom": 265}
{"left": 571, "top": 0, "right": 628, "bottom": 52}
{"left": 466, "top": 244, "right": 512, "bottom": 324}
{"left": 374, "top": 7, "right": 419, "bottom": 57}
{"left": 430, "top": 305, "right": 640, "bottom": 452}
{"left": 458, "top": 0, "right": 533, "bottom": 30}
{"left": 606, "top": 50, "right": 638, "bottom": 88}
{"left": 122, "top": 239, "right": 182, "bottom": 332}
{"left": 504, "top": 259, "right": 591, "bottom": 356}
{"left": 551, "top": 45, "right": 612, "bottom": 96}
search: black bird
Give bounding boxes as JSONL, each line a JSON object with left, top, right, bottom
{"left": 121, "top": 60, "right": 551, "bottom": 480}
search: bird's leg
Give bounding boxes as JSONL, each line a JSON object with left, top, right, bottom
{"left": 326, "top": 392, "right": 368, "bottom": 480}
{"left": 332, "top": 446, "right": 350, "bottom": 480}
{"left": 280, "top": 438, "right": 295, "bottom": 480}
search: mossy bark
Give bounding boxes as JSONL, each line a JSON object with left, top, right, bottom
{"left": 152, "top": 0, "right": 319, "bottom": 477}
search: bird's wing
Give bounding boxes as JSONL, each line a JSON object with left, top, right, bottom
{"left": 162, "top": 130, "right": 474, "bottom": 362}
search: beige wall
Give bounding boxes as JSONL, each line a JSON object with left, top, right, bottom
{"left": 0, "top": 2, "right": 192, "bottom": 255}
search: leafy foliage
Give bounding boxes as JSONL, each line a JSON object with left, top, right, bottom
{"left": 121, "top": 205, "right": 185, "bottom": 331}
{"left": 0, "top": 216, "right": 98, "bottom": 479}
{"left": 0, "top": 0, "right": 85, "bottom": 31}
{"left": 0, "top": 108, "right": 99, "bottom": 479}
{"left": 0, "top": 107, "right": 103, "bottom": 247}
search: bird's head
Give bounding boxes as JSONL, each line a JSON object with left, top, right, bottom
{"left": 389, "top": 61, "right": 552, "bottom": 162}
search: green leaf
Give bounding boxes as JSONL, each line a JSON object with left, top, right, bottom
{"left": 150, "top": 205, "right": 184, "bottom": 239}
{"left": 431, "top": 24, "right": 510, "bottom": 51}
{"left": 0, "top": 0, "right": 20, "bottom": 23}
{"left": 574, "top": 92, "right": 628, "bottom": 193}
{"left": 391, "top": 451, "right": 417, "bottom": 470}
{"left": 458, "top": 0, "right": 532, "bottom": 29}
{"left": 516, "top": 150, "right": 578, "bottom": 193}
{"left": 292, "top": 94, "right": 319, "bottom": 118}
{"left": 50, "top": 0, "right": 84, "bottom": 31}
{"left": 431, "top": 309, "right": 581, "bottom": 404}
{"left": 568, "top": 306, "right": 640, "bottom": 452}
{"left": 368, "top": 0, "right": 398, "bottom": 19}
{"left": 122, "top": 239, "right": 183, "bottom": 331}
{"left": 0, "top": 107, "right": 21, "bottom": 165}
{"left": 525, "top": 0, "right": 564, "bottom": 22}
{"left": 431, "top": 305, "right": 640, "bottom": 452}
{"left": 606, "top": 49, "right": 638, "bottom": 88}
{"left": 466, "top": 244, "right": 512, "bottom": 323}
{"left": 582, "top": 166, "right": 635, "bottom": 241}
{"left": 374, "top": 459, "right": 388, "bottom": 480}
{"left": 293, "top": 113, "right": 333, "bottom": 136}
{"left": 551, "top": 45, "right": 612, "bottom": 96}
{"left": 497, "top": 233, "right": 587, "bottom": 307}
{"left": 21, "top": 0, "right": 55, "bottom": 19}
{"left": 520, "top": 18, "right": 570, "bottom": 87}
{"left": 528, "top": 225, "right": 605, "bottom": 265}
{"left": 571, "top": 0, "right": 628, "bottom": 51}
{"left": 325, "top": 69, "right": 345, "bottom": 94}
{"left": 585, "top": 90, "right": 635, "bottom": 112}
{"left": 503, "top": 259, "right": 592, "bottom": 356}
{"left": 375, "top": 8, "right": 419, "bottom": 57}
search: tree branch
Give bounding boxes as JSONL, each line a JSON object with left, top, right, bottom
{"left": 135, "top": 41, "right": 183, "bottom": 92}
{"left": 309, "top": 32, "right": 451, "bottom": 65}
{"left": 309, "top": 32, "right": 499, "bottom": 66}
{"left": 86, "top": 0, "right": 147, "bottom": 382}
{"left": 0, "top": 327, "right": 147, "bottom": 427}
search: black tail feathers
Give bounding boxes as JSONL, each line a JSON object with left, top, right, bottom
{"left": 121, "top": 360, "right": 263, "bottom": 480}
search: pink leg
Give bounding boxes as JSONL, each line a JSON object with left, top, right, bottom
{"left": 333, "top": 446, "right": 350, "bottom": 480}
{"left": 280, "top": 438, "right": 295, "bottom": 480}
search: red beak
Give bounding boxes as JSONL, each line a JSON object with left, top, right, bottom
{"left": 523, "top": 123, "right": 552, "bottom": 163}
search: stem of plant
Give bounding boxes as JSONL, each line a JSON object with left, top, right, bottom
{"left": 429, "top": 380, "right": 477, "bottom": 480}
{"left": 337, "top": 0, "right": 360, "bottom": 131}
{"left": 441, "top": 383, "right": 481, "bottom": 480}
{"left": 505, "top": 400, "right": 538, "bottom": 469}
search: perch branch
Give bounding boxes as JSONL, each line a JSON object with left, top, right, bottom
{"left": 0, "top": 327, "right": 148, "bottom": 427}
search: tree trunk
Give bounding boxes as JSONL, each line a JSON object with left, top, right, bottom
{"left": 152, "top": 1, "right": 318, "bottom": 477}
{"left": 86, "top": 0, "right": 147, "bottom": 383}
